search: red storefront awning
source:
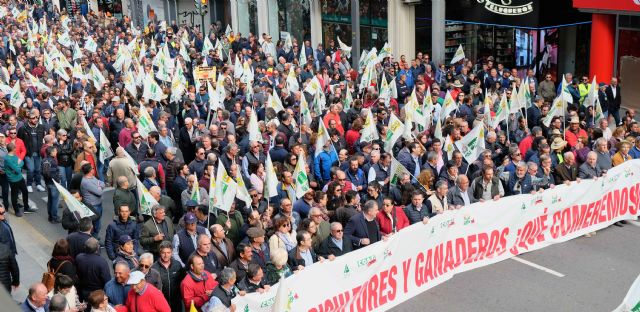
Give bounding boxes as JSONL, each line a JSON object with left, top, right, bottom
{"left": 573, "top": 0, "right": 640, "bottom": 14}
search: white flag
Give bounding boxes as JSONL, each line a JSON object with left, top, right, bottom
{"left": 455, "top": 123, "right": 486, "bottom": 164}
{"left": 137, "top": 106, "right": 158, "bottom": 139}
{"left": 248, "top": 109, "right": 262, "bottom": 143}
{"left": 233, "top": 54, "right": 243, "bottom": 79}
{"left": 143, "top": 72, "right": 165, "bottom": 102}
{"left": 264, "top": 154, "right": 279, "bottom": 199}
{"left": 89, "top": 64, "right": 106, "bottom": 91}
{"left": 293, "top": 152, "right": 310, "bottom": 199}
{"left": 286, "top": 66, "right": 299, "bottom": 92}
{"left": 137, "top": 179, "right": 159, "bottom": 216}
{"left": 300, "top": 94, "right": 312, "bottom": 127}
{"left": 202, "top": 36, "right": 215, "bottom": 56}
{"left": 98, "top": 128, "right": 114, "bottom": 163}
{"left": 542, "top": 96, "right": 565, "bottom": 127}
{"left": 360, "top": 109, "right": 379, "bottom": 143}
{"left": 385, "top": 113, "right": 405, "bottom": 153}
{"left": 267, "top": 89, "right": 285, "bottom": 113}
{"left": 440, "top": 90, "right": 458, "bottom": 121}
{"left": 9, "top": 81, "right": 23, "bottom": 109}
{"left": 491, "top": 92, "right": 510, "bottom": 129}
{"left": 54, "top": 181, "right": 95, "bottom": 218}
{"left": 73, "top": 42, "right": 83, "bottom": 61}
{"left": 389, "top": 157, "right": 411, "bottom": 186}
{"left": 315, "top": 120, "right": 331, "bottom": 157}
{"left": 450, "top": 44, "right": 465, "bottom": 64}
{"left": 83, "top": 36, "right": 97, "bottom": 53}
{"left": 337, "top": 36, "right": 352, "bottom": 59}
{"left": 235, "top": 174, "right": 252, "bottom": 208}
{"left": 213, "top": 161, "right": 237, "bottom": 213}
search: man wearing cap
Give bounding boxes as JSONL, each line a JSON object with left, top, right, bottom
{"left": 245, "top": 227, "right": 270, "bottom": 269}
{"left": 564, "top": 117, "right": 587, "bottom": 148}
{"left": 124, "top": 270, "right": 170, "bottom": 312}
{"left": 172, "top": 212, "right": 210, "bottom": 267}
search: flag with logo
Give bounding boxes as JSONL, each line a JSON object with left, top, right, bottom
{"left": 385, "top": 113, "right": 405, "bottom": 153}
{"left": 389, "top": 157, "right": 411, "bottom": 186}
{"left": 9, "top": 81, "right": 23, "bottom": 109}
{"left": 234, "top": 54, "right": 243, "bottom": 79}
{"left": 89, "top": 64, "right": 106, "bottom": 90}
{"left": 143, "top": 72, "right": 165, "bottom": 102}
{"left": 283, "top": 32, "right": 293, "bottom": 53}
{"left": 440, "top": 90, "right": 457, "bottom": 121}
{"left": 137, "top": 106, "right": 158, "bottom": 139}
{"left": 450, "top": 45, "right": 465, "bottom": 64}
{"left": 360, "top": 109, "right": 379, "bottom": 143}
{"left": 84, "top": 35, "right": 97, "bottom": 53}
{"left": 58, "top": 31, "right": 73, "bottom": 47}
{"left": 583, "top": 76, "right": 598, "bottom": 108}
{"left": 213, "top": 161, "right": 237, "bottom": 212}
{"left": 189, "top": 173, "right": 201, "bottom": 202}
{"left": 54, "top": 181, "right": 95, "bottom": 218}
{"left": 202, "top": 36, "right": 215, "bottom": 56}
{"left": 483, "top": 93, "right": 493, "bottom": 127}
{"left": 543, "top": 96, "right": 565, "bottom": 127}
{"left": 264, "top": 153, "right": 279, "bottom": 199}
{"left": 561, "top": 74, "right": 573, "bottom": 104}
{"left": 315, "top": 120, "right": 332, "bottom": 157}
{"left": 293, "top": 153, "right": 310, "bottom": 199}
{"left": 98, "top": 128, "right": 113, "bottom": 163}
{"left": 299, "top": 44, "right": 307, "bottom": 65}
{"left": 337, "top": 36, "right": 352, "bottom": 59}
{"left": 137, "top": 179, "right": 159, "bottom": 216}
{"left": 300, "top": 94, "right": 312, "bottom": 126}
{"left": 267, "top": 89, "right": 285, "bottom": 113}
{"left": 443, "top": 135, "right": 455, "bottom": 159}
{"left": 123, "top": 69, "right": 138, "bottom": 97}
{"left": 241, "top": 60, "right": 254, "bottom": 84}
{"left": 403, "top": 105, "right": 414, "bottom": 140}
{"left": 73, "top": 42, "right": 83, "bottom": 61}
{"left": 434, "top": 117, "right": 443, "bottom": 141}
{"left": 343, "top": 85, "right": 353, "bottom": 110}
{"left": 235, "top": 173, "right": 252, "bottom": 207}
{"left": 409, "top": 88, "right": 428, "bottom": 132}
{"left": 304, "top": 76, "right": 321, "bottom": 96}
{"left": 286, "top": 66, "right": 299, "bottom": 92}
{"left": 455, "top": 123, "right": 486, "bottom": 164}
{"left": 491, "top": 92, "right": 510, "bottom": 129}
{"left": 208, "top": 166, "right": 217, "bottom": 212}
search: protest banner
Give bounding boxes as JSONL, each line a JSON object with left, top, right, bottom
{"left": 194, "top": 66, "right": 217, "bottom": 85}
{"left": 233, "top": 160, "right": 640, "bottom": 312}
{"left": 613, "top": 273, "right": 640, "bottom": 312}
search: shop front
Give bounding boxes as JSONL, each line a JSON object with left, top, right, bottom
{"left": 320, "top": 0, "right": 388, "bottom": 54}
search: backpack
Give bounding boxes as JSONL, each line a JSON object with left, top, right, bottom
{"left": 42, "top": 260, "right": 67, "bottom": 292}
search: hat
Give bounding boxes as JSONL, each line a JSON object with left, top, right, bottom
{"left": 570, "top": 116, "right": 580, "bottom": 124}
{"left": 186, "top": 200, "right": 198, "bottom": 207}
{"left": 452, "top": 80, "right": 463, "bottom": 88}
{"left": 126, "top": 271, "right": 145, "bottom": 285}
{"left": 550, "top": 137, "right": 567, "bottom": 150}
{"left": 118, "top": 234, "right": 133, "bottom": 245}
{"left": 184, "top": 212, "right": 197, "bottom": 224}
{"left": 111, "top": 96, "right": 121, "bottom": 102}
{"left": 246, "top": 227, "right": 266, "bottom": 239}
{"left": 599, "top": 82, "right": 606, "bottom": 87}
{"left": 551, "top": 129, "right": 562, "bottom": 136}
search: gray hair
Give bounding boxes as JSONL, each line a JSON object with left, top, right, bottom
{"left": 151, "top": 204, "right": 165, "bottom": 215}
{"left": 219, "top": 267, "right": 236, "bottom": 285}
{"left": 362, "top": 200, "right": 379, "bottom": 214}
{"left": 85, "top": 237, "right": 100, "bottom": 254}
{"left": 144, "top": 166, "right": 155, "bottom": 178}
{"left": 139, "top": 252, "right": 154, "bottom": 263}
{"left": 527, "top": 161, "right": 538, "bottom": 171}
{"left": 435, "top": 180, "right": 448, "bottom": 190}
{"left": 456, "top": 174, "right": 469, "bottom": 184}
{"left": 516, "top": 161, "right": 528, "bottom": 170}
{"left": 117, "top": 176, "right": 128, "bottom": 188}
{"left": 427, "top": 151, "right": 438, "bottom": 162}
{"left": 564, "top": 151, "right": 575, "bottom": 160}
{"left": 57, "top": 129, "right": 67, "bottom": 136}
{"left": 587, "top": 151, "right": 598, "bottom": 159}
{"left": 165, "top": 146, "right": 177, "bottom": 155}
{"left": 49, "top": 294, "right": 67, "bottom": 312}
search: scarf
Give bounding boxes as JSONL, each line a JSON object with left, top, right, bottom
{"left": 276, "top": 232, "right": 296, "bottom": 251}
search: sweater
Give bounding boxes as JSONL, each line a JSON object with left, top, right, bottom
{"left": 4, "top": 154, "right": 23, "bottom": 183}
{"left": 124, "top": 283, "right": 171, "bottom": 312}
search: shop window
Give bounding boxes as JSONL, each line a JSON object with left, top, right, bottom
{"left": 236, "top": 0, "right": 258, "bottom": 36}
{"left": 278, "top": 0, "right": 311, "bottom": 44}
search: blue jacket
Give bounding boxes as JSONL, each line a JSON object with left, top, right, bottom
{"left": 314, "top": 150, "right": 338, "bottom": 183}
{"left": 20, "top": 299, "right": 50, "bottom": 312}
{"left": 346, "top": 168, "right": 367, "bottom": 194}
{"left": 630, "top": 146, "right": 640, "bottom": 159}
{"left": 104, "top": 278, "right": 131, "bottom": 306}
{"left": 507, "top": 173, "right": 533, "bottom": 195}
{"left": 104, "top": 217, "right": 140, "bottom": 260}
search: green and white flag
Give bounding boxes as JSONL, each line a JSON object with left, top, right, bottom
{"left": 73, "top": 42, "right": 83, "bottom": 61}
{"left": 402, "top": 105, "right": 413, "bottom": 140}
{"left": 179, "top": 43, "right": 190, "bottom": 62}
{"left": 440, "top": 90, "right": 458, "bottom": 121}
{"left": 9, "top": 81, "right": 23, "bottom": 109}
{"left": 235, "top": 173, "right": 252, "bottom": 207}
{"left": 81, "top": 117, "right": 97, "bottom": 145}
{"left": 299, "top": 44, "right": 307, "bottom": 65}
{"left": 286, "top": 66, "right": 299, "bottom": 92}
{"left": 137, "top": 179, "right": 159, "bottom": 216}
{"left": 408, "top": 88, "right": 428, "bottom": 132}
{"left": 143, "top": 72, "right": 165, "bottom": 102}
{"left": 234, "top": 54, "right": 243, "bottom": 79}
{"left": 443, "top": 135, "right": 455, "bottom": 159}
{"left": 360, "top": 109, "right": 379, "bottom": 143}
{"left": 315, "top": 119, "right": 331, "bottom": 157}
{"left": 213, "top": 161, "right": 237, "bottom": 212}
{"left": 293, "top": 152, "right": 310, "bottom": 199}
{"left": 312, "top": 87, "right": 326, "bottom": 116}
{"left": 385, "top": 113, "right": 405, "bottom": 153}
{"left": 72, "top": 62, "right": 84, "bottom": 79}
{"left": 208, "top": 166, "right": 217, "bottom": 212}
{"left": 455, "top": 123, "right": 485, "bottom": 164}
{"left": 304, "top": 76, "right": 321, "bottom": 96}
{"left": 434, "top": 117, "right": 443, "bottom": 141}
{"left": 483, "top": 93, "right": 493, "bottom": 127}
{"left": 283, "top": 32, "right": 293, "bottom": 53}
{"left": 542, "top": 96, "right": 565, "bottom": 127}
{"left": 54, "top": 181, "right": 95, "bottom": 218}
{"left": 389, "top": 157, "right": 411, "bottom": 186}
{"left": 83, "top": 35, "right": 97, "bottom": 53}
{"left": 583, "top": 76, "right": 598, "bottom": 108}
{"left": 89, "top": 64, "right": 106, "bottom": 91}
{"left": 54, "top": 60, "right": 70, "bottom": 82}
{"left": 98, "top": 128, "right": 113, "bottom": 163}
{"left": 337, "top": 36, "right": 352, "bottom": 59}
{"left": 491, "top": 92, "right": 510, "bottom": 129}
{"left": 43, "top": 50, "right": 54, "bottom": 72}
{"left": 264, "top": 153, "right": 279, "bottom": 199}
{"left": 241, "top": 60, "right": 253, "bottom": 84}
{"left": 248, "top": 109, "right": 262, "bottom": 143}
{"left": 137, "top": 106, "right": 157, "bottom": 139}
{"left": 561, "top": 74, "right": 573, "bottom": 104}
{"left": 379, "top": 74, "right": 390, "bottom": 101}
{"left": 208, "top": 81, "right": 222, "bottom": 111}
{"left": 300, "top": 94, "right": 312, "bottom": 126}
{"left": 57, "top": 31, "right": 73, "bottom": 48}
{"left": 343, "top": 85, "right": 353, "bottom": 110}
{"left": 267, "top": 89, "right": 285, "bottom": 113}
{"left": 190, "top": 174, "right": 201, "bottom": 202}
{"left": 202, "top": 36, "right": 215, "bottom": 56}
{"left": 123, "top": 69, "right": 137, "bottom": 97}
{"left": 450, "top": 44, "right": 465, "bottom": 64}
{"left": 120, "top": 146, "right": 140, "bottom": 175}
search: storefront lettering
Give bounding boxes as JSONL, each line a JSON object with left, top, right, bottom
{"left": 477, "top": 0, "right": 533, "bottom": 16}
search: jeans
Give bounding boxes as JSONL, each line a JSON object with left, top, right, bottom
{"left": 9, "top": 179, "right": 28, "bottom": 214}
{"left": 47, "top": 184, "right": 60, "bottom": 220}
{"left": 25, "top": 154, "right": 42, "bottom": 186}
{"left": 59, "top": 166, "right": 73, "bottom": 189}
{"left": 0, "top": 173, "right": 9, "bottom": 209}
{"left": 91, "top": 203, "right": 103, "bottom": 237}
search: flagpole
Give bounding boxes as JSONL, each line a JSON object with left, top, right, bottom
{"left": 152, "top": 215, "right": 161, "bottom": 235}
{"left": 506, "top": 112, "right": 510, "bottom": 144}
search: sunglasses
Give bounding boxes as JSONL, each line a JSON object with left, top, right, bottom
{"left": 139, "top": 264, "right": 150, "bottom": 269}
{"left": 333, "top": 229, "right": 343, "bottom": 233}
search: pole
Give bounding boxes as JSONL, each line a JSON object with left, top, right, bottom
{"left": 350, "top": 0, "right": 360, "bottom": 69}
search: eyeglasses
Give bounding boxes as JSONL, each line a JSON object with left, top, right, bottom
{"left": 311, "top": 214, "right": 322, "bottom": 218}
{"left": 283, "top": 224, "right": 291, "bottom": 227}
{"left": 9, "top": 132, "right": 16, "bottom": 135}
{"left": 139, "top": 264, "right": 150, "bottom": 269}
{"left": 333, "top": 229, "right": 343, "bottom": 233}
{"left": 29, "top": 116, "right": 38, "bottom": 119}
{"left": 250, "top": 193, "right": 260, "bottom": 197}
{"left": 338, "top": 178, "right": 346, "bottom": 182}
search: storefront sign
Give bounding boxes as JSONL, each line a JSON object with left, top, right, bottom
{"left": 478, "top": 0, "right": 533, "bottom": 16}
{"left": 233, "top": 160, "right": 640, "bottom": 312}
{"left": 573, "top": 0, "right": 640, "bottom": 13}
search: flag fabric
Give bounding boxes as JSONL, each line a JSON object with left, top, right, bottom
{"left": 542, "top": 96, "right": 565, "bottom": 127}
{"left": 137, "top": 179, "right": 159, "bottom": 216}
{"left": 483, "top": 93, "right": 493, "bottom": 127}
{"left": 248, "top": 109, "right": 262, "bottom": 143}
{"left": 389, "top": 157, "right": 411, "bottom": 186}
{"left": 235, "top": 173, "right": 252, "bottom": 207}
{"left": 143, "top": 72, "right": 165, "bottom": 102}
{"left": 9, "top": 81, "right": 23, "bottom": 109}
{"left": 72, "top": 62, "right": 84, "bottom": 79}
{"left": 299, "top": 44, "right": 307, "bottom": 65}
{"left": 233, "top": 54, "right": 243, "bottom": 79}
{"left": 455, "top": 123, "right": 486, "bottom": 164}
{"left": 337, "top": 36, "right": 352, "bottom": 59}
{"left": 267, "top": 89, "right": 285, "bottom": 113}
{"left": 299, "top": 94, "right": 312, "bottom": 126}
{"left": 443, "top": 135, "right": 455, "bottom": 159}
{"left": 314, "top": 120, "right": 333, "bottom": 158}
{"left": 293, "top": 152, "right": 310, "bottom": 198}
{"left": 343, "top": 85, "right": 353, "bottom": 110}
{"left": 89, "top": 64, "right": 106, "bottom": 91}
{"left": 241, "top": 60, "right": 253, "bottom": 84}
{"left": 583, "top": 76, "right": 598, "bottom": 107}
{"left": 98, "top": 128, "right": 114, "bottom": 163}
{"left": 179, "top": 43, "right": 190, "bottom": 62}
{"left": 208, "top": 166, "right": 217, "bottom": 213}
{"left": 54, "top": 181, "right": 95, "bottom": 218}
{"left": 440, "top": 90, "right": 458, "bottom": 121}
{"left": 361, "top": 109, "right": 380, "bottom": 143}
{"left": 434, "top": 117, "right": 443, "bottom": 141}
{"left": 189, "top": 174, "right": 201, "bottom": 202}
{"left": 84, "top": 36, "right": 97, "bottom": 53}
{"left": 379, "top": 74, "right": 390, "bottom": 101}
{"left": 202, "top": 36, "right": 215, "bottom": 56}
{"left": 189, "top": 300, "right": 198, "bottom": 312}
{"left": 385, "top": 113, "right": 405, "bottom": 153}
{"left": 511, "top": 79, "right": 528, "bottom": 114}
{"left": 213, "top": 161, "right": 237, "bottom": 213}
{"left": 408, "top": 88, "right": 428, "bottom": 132}
{"left": 58, "top": 31, "right": 73, "bottom": 47}
{"left": 450, "top": 45, "right": 465, "bottom": 64}
{"left": 283, "top": 33, "right": 293, "bottom": 53}
{"left": 272, "top": 275, "right": 292, "bottom": 312}
{"left": 491, "top": 92, "right": 510, "bottom": 129}
{"left": 286, "top": 66, "right": 299, "bottom": 92}
{"left": 402, "top": 105, "right": 414, "bottom": 140}
{"left": 208, "top": 81, "right": 222, "bottom": 111}
{"left": 123, "top": 69, "right": 138, "bottom": 97}
{"left": 137, "top": 106, "right": 158, "bottom": 138}
{"left": 73, "top": 42, "right": 83, "bottom": 61}
{"left": 264, "top": 154, "right": 279, "bottom": 199}
{"left": 560, "top": 74, "right": 573, "bottom": 104}
{"left": 121, "top": 147, "right": 140, "bottom": 175}
{"left": 304, "top": 76, "right": 321, "bottom": 96}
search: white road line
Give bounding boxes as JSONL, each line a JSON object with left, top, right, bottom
{"left": 628, "top": 220, "right": 640, "bottom": 227}
{"left": 511, "top": 256, "right": 565, "bottom": 278}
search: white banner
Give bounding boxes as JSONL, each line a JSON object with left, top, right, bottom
{"left": 613, "top": 273, "right": 640, "bottom": 312}
{"left": 234, "top": 160, "right": 640, "bottom": 311}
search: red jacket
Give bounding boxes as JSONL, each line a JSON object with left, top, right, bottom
{"left": 518, "top": 135, "right": 534, "bottom": 158}
{"left": 376, "top": 206, "right": 410, "bottom": 235}
{"left": 124, "top": 283, "right": 170, "bottom": 312}
{"left": 180, "top": 271, "right": 218, "bottom": 311}
{"left": 6, "top": 137, "right": 26, "bottom": 160}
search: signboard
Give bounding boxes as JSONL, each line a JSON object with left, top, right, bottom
{"left": 194, "top": 66, "right": 217, "bottom": 85}
{"left": 573, "top": 0, "right": 640, "bottom": 13}
{"left": 234, "top": 160, "right": 640, "bottom": 311}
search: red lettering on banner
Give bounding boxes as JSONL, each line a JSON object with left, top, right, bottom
{"left": 424, "top": 248, "right": 434, "bottom": 282}
{"left": 434, "top": 244, "right": 444, "bottom": 278}
{"left": 367, "top": 274, "right": 379, "bottom": 310}
{"left": 630, "top": 184, "right": 638, "bottom": 215}
{"left": 550, "top": 210, "right": 561, "bottom": 239}
{"left": 476, "top": 232, "right": 489, "bottom": 261}
{"left": 354, "top": 285, "right": 366, "bottom": 312}
{"left": 620, "top": 187, "right": 629, "bottom": 215}
{"left": 443, "top": 241, "right": 455, "bottom": 274}
{"left": 387, "top": 265, "right": 398, "bottom": 302}
{"left": 596, "top": 198, "right": 607, "bottom": 223}
{"left": 454, "top": 237, "right": 467, "bottom": 266}
{"left": 402, "top": 258, "right": 411, "bottom": 293}
{"left": 498, "top": 227, "right": 509, "bottom": 255}
{"left": 587, "top": 201, "right": 599, "bottom": 228}
{"left": 465, "top": 234, "right": 477, "bottom": 264}
{"left": 485, "top": 230, "right": 500, "bottom": 258}
{"left": 323, "top": 298, "right": 334, "bottom": 311}
{"left": 414, "top": 253, "right": 424, "bottom": 287}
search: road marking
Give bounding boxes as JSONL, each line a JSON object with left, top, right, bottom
{"left": 511, "top": 256, "right": 565, "bottom": 278}
{"left": 628, "top": 220, "right": 640, "bottom": 227}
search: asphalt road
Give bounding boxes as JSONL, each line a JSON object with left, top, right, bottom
{"left": 391, "top": 222, "right": 640, "bottom": 312}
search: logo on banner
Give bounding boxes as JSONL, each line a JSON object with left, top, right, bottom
{"left": 477, "top": 0, "right": 533, "bottom": 16}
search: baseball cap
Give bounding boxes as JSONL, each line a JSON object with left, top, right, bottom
{"left": 184, "top": 212, "right": 197, "bottom": 224}
{"left": 126, "top": 271, "right": 145, "bottom": 285}
{"left": 246, "top": 227, "right": 265, "bottom": 239}
{"left": 186, "top": 200, "right": 198, "bottom": 208}
{"left": 118, "top": 235, "right": 133, "bottom": 245}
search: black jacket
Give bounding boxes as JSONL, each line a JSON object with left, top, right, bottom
{"left": 0, "top": 243, "right": 19, "bottom": 292}
{"left": 287, "top": 246, "right": 318, "bottom": 269}
{"left": 605, "top": 85, "right": 621, "bottom": 111}
{"left": 17, "top": 123, "right": 46, "bottom": 155}
{"left": 315, "top": 235, "right": 353, "bottom": 258}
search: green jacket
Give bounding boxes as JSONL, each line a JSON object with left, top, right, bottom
{"left": 4, "top": 154, "right": 23, "bottom": 183}
{"left": 56, "top": 108, "right": 77, "bottom": 131}
{"left": 215, "top": 210, "right": 245, "bottom": 246}
{"left": 112, "top": 187, "right": 138, "bottom": 216}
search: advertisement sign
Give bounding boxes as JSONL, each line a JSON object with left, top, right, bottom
{"left": 234, "top": 160, "right": 640, "bottom": 312}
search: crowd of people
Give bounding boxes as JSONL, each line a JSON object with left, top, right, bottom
{"left": 0, "top": 1, "right": 634, "bottom": 311}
